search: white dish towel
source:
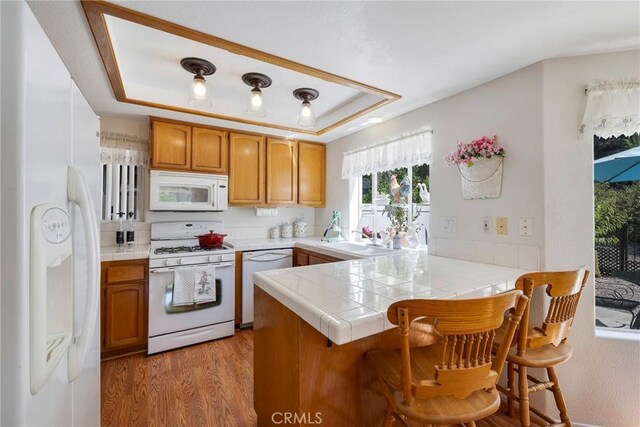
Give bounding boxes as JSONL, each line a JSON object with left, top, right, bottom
{"left": 172, "top": 267, "right": 196, "bottom": 306}
{"left": 194, "top": 265, "right": 216, "bottom": 304}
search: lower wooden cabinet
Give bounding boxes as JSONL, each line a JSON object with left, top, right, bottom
{"left": 293, "top": 247, "right": 342, "bottom": 266}
{"left": 101, "top": 259, "right": 148, "bottom": 359}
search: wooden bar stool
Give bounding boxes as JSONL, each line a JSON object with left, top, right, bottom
{"left": 365, "top": 290, "right": 529, "bottom": 427}
{"left": 494, "top": 268, "right": 589, "bottom": 427}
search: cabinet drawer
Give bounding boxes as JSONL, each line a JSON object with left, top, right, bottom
{"left": 105, "top": 263, "right": 146, "bottom": 284}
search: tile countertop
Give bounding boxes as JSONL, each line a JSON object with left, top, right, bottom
{"left": 253, "top": 252, "right": 530, "bottom": 345}
{"left": 101, "top": 244, "right": 150, "bottom": 262}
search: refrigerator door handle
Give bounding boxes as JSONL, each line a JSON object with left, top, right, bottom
{"left": 66, "top": 166, "right": 100, "bottom": 381}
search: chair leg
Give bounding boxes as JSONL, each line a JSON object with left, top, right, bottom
{"left": 383, "top": 402, "right": 394, "bottom": 427}
{"left": 463, "top": 422, "right": 477, "bottom": 427}
{"left": 507, "top": 361, "right": 515, "bottom": 417}
{"left": 547, "top": 366, "right": 571, "bottom": 426}
{"left": 518, "top": 365, "right": 531, "bottom": 427}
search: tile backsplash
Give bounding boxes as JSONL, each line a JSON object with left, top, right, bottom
{"left": 100, "top": 206, "right": 318, "bottom": 246}
{"left": 428, "top": 237, "right": 540, "bottom": 270}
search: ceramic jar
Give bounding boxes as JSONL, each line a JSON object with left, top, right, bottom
{"left": 280, "top": 223, "right": 293, "bottom": 238}
{"left": 269, "top": 226, "right": 281, "bottom": 239}
{"left": 293, "top": 219, "right": 308, "bottom": 238}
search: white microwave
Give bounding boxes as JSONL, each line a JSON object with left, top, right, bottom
{"left": 149, "top": 170, "right": 228, "bottom": 211}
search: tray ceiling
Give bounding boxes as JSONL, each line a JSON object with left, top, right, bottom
{"left": 82, "top": 1, "right": 400, "bottom": 136}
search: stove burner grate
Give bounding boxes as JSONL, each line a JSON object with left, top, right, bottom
{"left": 153, "top": 245, "right": 229, "bottom": 255}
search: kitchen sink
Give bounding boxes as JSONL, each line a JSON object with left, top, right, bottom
{"left": 323, "top": 241, "right": 394, "bottom": 256}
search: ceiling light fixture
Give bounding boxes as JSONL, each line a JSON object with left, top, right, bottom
{"left": 293, "top": 88, "right": 319, "bottom": 128}
{"left": 242, "top": 73, "right": 272, "bottom": 118}
{"left": 180, "top": 57, "right": 216, "bottom": 109}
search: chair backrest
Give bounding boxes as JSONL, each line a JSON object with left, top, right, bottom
{"left": 386, "top": 290, "right": 528, "bottom": 404}
{"left": 514, "top": 268, "right": 589, "bottom": 353}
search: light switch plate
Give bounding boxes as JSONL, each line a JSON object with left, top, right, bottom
{"left": 519, "top": 218, "right": 533, "bottom": 236}
{"left": 496, "top": 217, "right": 508, "bottom": 235}
{"left": 482, "top": 217, "right": 492, "bottom": 234}
{"left": 443, "top": 217, "right": 457, "bottom": 233}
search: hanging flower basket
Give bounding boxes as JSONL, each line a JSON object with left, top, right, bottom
{"left": 458, "top": 156, "right": 503, "bottom": 199}
{"left": 445, "top": 135, "right": 505, "bottom": 200}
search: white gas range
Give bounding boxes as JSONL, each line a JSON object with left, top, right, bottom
{"left": 148, "top": 221, "right": 235, "bottom": 354}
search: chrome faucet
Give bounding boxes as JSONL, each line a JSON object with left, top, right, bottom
{"left": 351, "top": 230, "right": 372, "bottom": 240}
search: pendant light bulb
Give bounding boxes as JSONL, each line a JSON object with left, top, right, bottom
{"left": 242, "top": 73, "right": 272, "bottom": 118}
{"left": 246, "top": 87, "right": 266, "bottom": 118}
{"left": 251, "top": 89, "right": 263, "bottom": 107}
{"left": 297, "top": 100, "right": 316, "bottom": 128}
{"left": 293, "top": 88, "right": 319, "bottom": 129}
{"left": 188, "top": 74, "right": 212, "bottom": 108}
{"left": 192, "top": 76, "right": 207, "bottom": 97}
{"left": 181, "top": 58, "right": 216, "bottom": 109}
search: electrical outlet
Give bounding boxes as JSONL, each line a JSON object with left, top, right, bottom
{"left": 482, "top": 217, "right": 492, "bottom": 234}
{"left": 443, "top": 217, "right": 457, "bottom": 233}
{"left": 519, "top": 218, "right": 533, "bottom": 236}
{"left": 256, "top": 207, "right": 278, "bottom": 217}
{"left": 496, "top": 217, "right": 508, "bottom": 235}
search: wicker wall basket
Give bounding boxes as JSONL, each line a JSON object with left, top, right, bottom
{"left": 458, "top": 156, "right": 504, "bottom": 200}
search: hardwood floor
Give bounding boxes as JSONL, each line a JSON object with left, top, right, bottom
{"left": 101, "top": 329, "right": 543, "bottom": 427}
{"left": 101, "top": 329, "right": 255, "bottom": 427}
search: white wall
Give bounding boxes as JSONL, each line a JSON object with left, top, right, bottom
{"left": 541, "top": 50, "right": 640, "bottom": 426}
{"left": 322, "top": 50, "right": 640, "bottom": 425}
{"left": 99, "top": 116, "right": 317, "bottom": 245}
{"left": 323, "top": 62, "right": 545, "bottom": 270}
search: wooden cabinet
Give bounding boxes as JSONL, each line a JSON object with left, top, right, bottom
{"left": 151, "top": 118, "right": 228, "bottom": 174}
{"left": 229, "top": 132, "right": 266, "bottom": 205}
{"left": 192, "top": 127, "right": 227, "bottom": 174}
{"left": 150, "top": 117, "right": 325, "bottom": 207}
{"left": 293, "top": 247, "right": 341, "bottom": 267}
{"left": 266, "top": 138, "right": 297, "bottom": 205}
{"left": 298, "top": 142, "right": 326, "bottom": 207}
{"left": 151, "top": 121, "right": 192, "bottom": 170}
{"left": 101, "top": 259, "right": 148, "bottom": 359}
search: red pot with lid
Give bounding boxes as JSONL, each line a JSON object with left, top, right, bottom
{"left": 196, "top": 230, "right": 227, "bottom": 248}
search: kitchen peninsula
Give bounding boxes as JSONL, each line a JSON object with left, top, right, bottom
{"left": 253, "top": 251, "right": 528, "bottom": 426}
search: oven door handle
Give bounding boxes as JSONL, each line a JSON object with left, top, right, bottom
{"left": 150, "top": 262, "right": 234, "bottom": 274}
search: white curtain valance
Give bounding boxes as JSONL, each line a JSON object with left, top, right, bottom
{"left": 341, "top": 130, "right": 433, "bottom": 179}
{"left": 100, "top": 131, "right": 149, "bottom": 166}
{"left": 580, "top": 79, "right": 640, "bottom": 138}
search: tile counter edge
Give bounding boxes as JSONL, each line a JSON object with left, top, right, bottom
{"left": 101, "top": 244, "right": 151, "bottom": 262}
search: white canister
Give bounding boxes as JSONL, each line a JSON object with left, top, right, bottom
{"left": 293, "top": 219, "right": 308, "bottom": 238}
{"left": 280, "top": 223, "right": 293, "bottom": 238}
{"left": 269, "top": 226, "right": 281, "bottom": 239}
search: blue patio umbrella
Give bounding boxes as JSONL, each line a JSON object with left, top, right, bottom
{"left": 594, "top": 146, "right": 640, "bottom": 183}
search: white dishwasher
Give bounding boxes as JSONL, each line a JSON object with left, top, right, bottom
{"left": 242, "top": 249, "right": 293, "bottom": 326}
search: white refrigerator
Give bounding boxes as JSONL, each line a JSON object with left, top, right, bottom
{"left": 1, "top": 2, "right": 101, "bottom": 426}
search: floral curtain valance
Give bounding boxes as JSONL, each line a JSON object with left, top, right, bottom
{"left": 580, "top": 79, "right": 640, "bottom": 138}
{"left": 341, "top": 130, "right": 433, "bottom": 179}
{"left": 100, "top": 131, "right": 149, "bottom": 166}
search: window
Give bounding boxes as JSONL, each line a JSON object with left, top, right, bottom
{"left": 593, "top": 132, "right": 640, "bottom": 333}
{"left": 101, "top": 163, "right": 144, "bottom": 221}
{"left": 99, "top": 131, "right": 149, "bottom": 221}
{"left": 358, "top": 163, "right": 430, "bottom": 245}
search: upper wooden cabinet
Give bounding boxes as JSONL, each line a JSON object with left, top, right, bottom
{"left": 151, "top": 121, "right": 192, "bottom": 170}
{"left": 191, "top": 127, "right": 228, "bottom": 174}
{"left": 266, "top": 138, "right": 298, "bottom": 205}
{"left": 229, "top": 132, "right": 266, "bottom": 205}
{"left": 151, "top": 119, "right": 228, "bottom": 174}
{"left": 150, "top": 118, "right": 325, "bottom": 207}
{"left": 298, "top": 142, "right": 326, "bottom": 207}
